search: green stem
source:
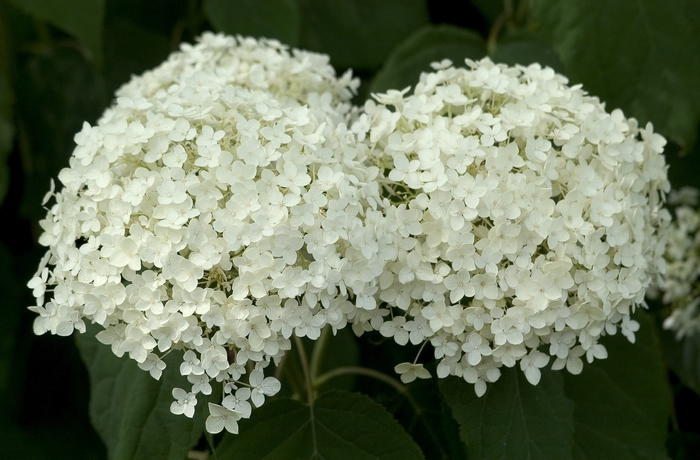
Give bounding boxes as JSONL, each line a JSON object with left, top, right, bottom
{"left": 486, "top": 0, "right": 515, "bottom": 55}
{"left": 205, "top": 431, "right": 218, "bottom": 460}
{"left": 315, "top": 368, "right": 449, "bottom": 458}
{"left": 309, "top": 325, "right": 331, "bottom": 380}
{"left": 294, "top": 335, "right": 315, "bottom": 407}
{"left": 515, "top": 0, "right": 530, "bottom": 24}
{"left": 412, "top": 340, "right": 430, "bottom": 365}
{"left": 314, "top": 366, "right": 421, "bottom": 412}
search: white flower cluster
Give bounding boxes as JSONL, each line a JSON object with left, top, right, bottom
{"left": 353, "top": 58, "right": 670, "bottom": 395}
{"left": 27, "top": 32, "right": 386, "bottom": 434}
{"left": 28, "top": 32, "right": 672, "bottom": 427}
{"left": 656, "top": 187, "right": 700, "bottom": 338}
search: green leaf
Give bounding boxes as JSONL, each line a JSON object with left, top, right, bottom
{"left": 470, "top": 0, "right": 504, "bottom": 24}
{"left": 203, "top": 0, "right": 301, "bottom": 46}
{"left": 369, "top": 24, "right": 486, "bottom": 95}
{"left": 314, "top": 327, "right": 360, "bottom": 393}
{"left": 667, "top": 432, "right": 700, "bottom": 460}
{"left": 15, "top": 46, "right": 106, "bottom": 222}
{"left": 490, "top": 31, "right": 566, "bottom": 74}
{"left": 440, "top": 366, "right": 575, "bottom": 460}
{"left": 659, "top": 325, "right": 700, "bottom": 397}
{"left": 7, "top": 0, "right": 105, "bottom": 65}
{"left": 528, "top": 0, "right": 700, "bottom": 150}
{"left": 563, "top": 312, "right": 671, "bottom": 460}
{"left": 13, "top": 29, "right": 107, "bottom": 222}
{"left": 370, "top": 376, "right": 460, "bottom": 460}
{"left": 440, "top": 399, "right": 467, "bottom": 460}
{"left": 102, "top": 17, "right": 171, "bottom": 95}
{"left": 297, "top": 0, "right": 430, "bottom": 70}
{"left": 215, "top": 391, "right": 425, "bottom": 460}
{"left": 75, "top": 324, "right": 206, "bottom": 460}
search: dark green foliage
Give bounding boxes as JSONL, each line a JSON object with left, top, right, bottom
{"left": 370, "top": 24, "right": 486, "bottom": 95}
{"left": 76, "top": 324, "right": 206, "bottom": 460}
{"left": 529, "top": 0, "right": 700, "bottom": 150}
{"left": 440, "top": 368, "right": 575, "bottom": 460}
{"left": 440, "top": 313, "right": 670, "bottom": 460}
{"left": 7, "top": 0, "right": 105, "bottom": 65}
{"left": 204, "top": 0, "right": 301, "bottom": 46}
{"left": 215, "top": 391, "right": 425, "bottom": 460}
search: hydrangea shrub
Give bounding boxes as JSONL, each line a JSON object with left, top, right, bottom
{"left": 353, "top": 58, "right": 670, "bottom": 394}
{"left": 28, "top": 33, "right": 386, "bottom": 433}
{"left": 27, "top": 33, "right": 671, "bottom": 438}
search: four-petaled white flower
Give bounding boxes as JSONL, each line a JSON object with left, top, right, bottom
{"left": 394, "top": 362, "right": 431, "bottom": 383}
{"left": 170, "top": 388, "right": 197, "bottom": 418}
{"left": 206, "top": 403, "right": 241, "bottom": 434}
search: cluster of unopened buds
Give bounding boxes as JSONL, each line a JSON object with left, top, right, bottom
{"left": 28, "top": 32, "right": 670, "bottom": 434}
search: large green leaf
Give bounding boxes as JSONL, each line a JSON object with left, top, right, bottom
{"left": 75, "top": 324, "right": 206, "bottom": 460}
{"left": 204, "top": 0, "right": 301, "bottom": 46}
{"left": 215, "top": 391, "right": 425, "bottom": 460}
{"left": 15, "top": 46, "right": 105, "bottom": 222}
{"left": 490, "top": 31, "right": 566, "bottom": 74}
{"left": 313, "top": 327, "right": 360, "bottom": 393}
{"left": 102, "top": 17, "right": 171, "bottom": 95}
{"left": 7, "top": 0, "right": 104, "bottom": 65}
{"left": 470, "top": 0, "right": 504, "bottom": 24}
{"left": 369, "top": 24, "right": 486, "bottom": 95}
{"left": 562, "top": 312, "right": 671, "bottom": 460}
{"left": 440, "top": 366, "right": 575, "bottom": 460}
{"left": 297, "top": 0, "right": 430, "bottom": 70}
{"left": 373, "top": 377, "right": 463, "bottom": 460}
{"left": 440, "top": 312, "right": 670, "bottom": 459}
{"left": 659, "top": 326, "right": 700, "bottom": 397}
{"left": 528, "top": 0, "right": 700, "bottom": 150}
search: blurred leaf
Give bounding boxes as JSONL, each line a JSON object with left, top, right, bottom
{"left": 440, "top": 400, "right": 467, "bottom": 460}
{"left": 204, "top": 0, "right": 301, "bottom": 46}
{"left": 370, "top": 24, "right": 486, "bottom": 95}
{"left": 386, "top": 378, "right": 459, "bottom": 460}
{"left": 470, "top": 0, "right": 503, "bottom": 24}
{"left": 297, "top": 0, "right": 430, "bottom": 70}
{"left": 0, "top": 71, "right": 12, "bottom": 206}
{"left": 490, "top": 31, "right": 566, "bottom": 74}
{"left": 15, "top": 46, "right": 105, "bottom": 222}
{"left": 104, "top": 0, "right": 189, "bottom": 38}
{"left": 76, "top": 324, "right": 206, "bottom": 460}
{"left": 664, "top": 122, "right": 700, "bottom": 192}
{"left": 562, "top": 312, "right": 671, "bottom": 460}
{"left": 440, "top": 366, "right": 575, "bottom": 460}
{"left": 667, "top": 432, "right": 700, "bottom": 460}
{"left": 215, "top": 391, "right": 425, "bottom": 460}
{"left": 7, "top": 0, "right": 105, "bottom": 65}
{"left": 529, "top": 0, "right": 700, "bottom": 150}
{"left": 314, "top": 327, "right": 359, "bottom": 393}
{"left": 659, "top": 325, "right": 700, "bottom": 397}
{"left": 102, "top": 17, "right": 171, "bottom": 94}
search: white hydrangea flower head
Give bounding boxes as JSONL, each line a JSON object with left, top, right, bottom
{"left": 655, "top": 187, "right": 700, "bottom": 338}
{"left": 27, "top": 32, "right": 384, "bottom": 432}
{"left": 353, "top": 58, "right": 670, "bottom": 394}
